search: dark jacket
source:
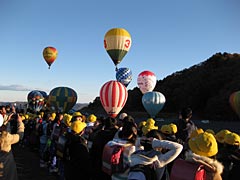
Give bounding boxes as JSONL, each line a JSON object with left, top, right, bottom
{"left": 90, "top": 127, "right": 118, "bottom": 180}
{"left": 64, "top": 133, "right": 91, "bottom": 180}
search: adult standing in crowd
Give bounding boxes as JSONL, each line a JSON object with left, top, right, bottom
{"left": 175, "top": 107, "right": 197, "bottom": 145}
{"left": 0, "top": 113, "right": 24, "bottom": 180}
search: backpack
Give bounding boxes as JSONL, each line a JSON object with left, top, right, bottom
{"left": 37, "top": 123, "right": 43, "bottom": 136}
{"left": 56, "top": 134, "right": 68, "bottom": 159}
{"left": 102, "top": 142, "right": 129, "bottom": 175}
{"left": 52, "top": 125, "right": 61, "bottom": 141}
{"left": 170, "top": 158, "right": 206, "bottom": 180}
{"left": 128, "top": 164, "right": 156, "bottom": 180}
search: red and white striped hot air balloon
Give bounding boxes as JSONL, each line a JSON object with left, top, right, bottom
{"left": 100, "top": 80, "right": 128, "bottom": 118}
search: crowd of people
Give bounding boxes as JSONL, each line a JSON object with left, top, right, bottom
{"left": 0, "top": 104, "right": 240, "bottom": 180}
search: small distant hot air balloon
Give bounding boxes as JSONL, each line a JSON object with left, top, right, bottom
{"left": 104, "top": 28, "right": 131, "bottom": 70}
{"left": 47, "top": 87, "right": 77, "bottom": 113}
{"left": 116, "top": 67, "right": 133, "bottom": 87}
{"left": 229, "top": 91, "right": 240, "bottom": 118}
{"left": 100, "top": 80, "right": 128, "bottom": 118}
{"left": 137, "top": 70, "right": 157, "bottom": 94}
{"left": 43, "top": 46, "right": 58, "bottom": 69}
{"left": 142, "top": 91, "right": 166, "bottom": 118}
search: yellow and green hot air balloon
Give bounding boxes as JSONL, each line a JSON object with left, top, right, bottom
{"left": 104, "top": 28, "right": 131, "bottom": 70}
{"left": 47, "top": 87, "right": 77, "bottom": 113}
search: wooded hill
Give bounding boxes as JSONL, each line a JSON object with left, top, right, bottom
{"left": 83, "top": 52, "right": 240, "bottom": 121}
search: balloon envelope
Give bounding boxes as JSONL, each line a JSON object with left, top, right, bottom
{"left": 27, "top": 90, "right": 45, "bottom": 112}
{"left": 229, "top": 91, "right": 240, "bottom": 118}
{"left": 47, "top": 87, "right": 77, "bottom": 113}
{"left": 116, "top": 67, "right": 133, "bottom": 87}
{"left": 104, "top": 28, "right": 131, "bottom": 68}
{"left": 142, "top": 91, "right": 166, "bottom": 118}
{"left": 43, "top": 46, "right": 58, "bottom": 69}
{"left": 100, "top": 80, "right": 128, "bottom": 118}
{"left": 137, "top": 70, "right": 157, "bottom": 94}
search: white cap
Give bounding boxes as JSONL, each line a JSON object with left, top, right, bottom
{"left": 0, "top": 114, "right": 3, "bottom": 127}
{"left": 119, "top": 113, "right": 128, "bottom": 120}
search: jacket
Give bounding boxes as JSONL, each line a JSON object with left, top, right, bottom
{"left": 185, "top": 151, "right": 224, "bottom": 180}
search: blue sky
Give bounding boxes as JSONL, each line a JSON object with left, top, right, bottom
{"left": 0, "top": 0, "right": 239, "bottom": 103}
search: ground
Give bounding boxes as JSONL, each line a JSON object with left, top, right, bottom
{"left": 12, "top": 144, "right": 57, "bottom": 180}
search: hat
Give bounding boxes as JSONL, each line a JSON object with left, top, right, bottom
{"left": 190, "top": 128, "right": 204, "bottom": 139}
{"left": 142, "top": 118, "right": 158, "bottom": 136}
{"left": 119, "top": 112, "right": 128, "bottom": 120}
{"left": 160, "top": 124, "right": 171, "bottom": 134}
{"left": 49, "top": 112, "right": 56, "bottom": 121}
{"left": 169, "top": 123, "right": 178, "bottom": 134}
{"left": 63, "top": 113, "right": 72, "bottom": 127}
{"left": 72, "top": 112, "right": 82, "bottom": 118}
{"left": 205, "top": 129, "right": 215, "bottom": 135}
{"left": 0, "top": 114, "right": 3, "bottom": 127}
{"left": 215, "top": 129, "right": 231, "bottom": 144}
{"left": 87, "top": 114, "right": 97, "bottom": 123}
{"left": 224, "top": 132, "right": 240, "bottom": 146}
{"left": 138, "top": 121, "right": 146, "bottom": 128}
{"left": 70, "top": 121, "right": 86, "bottom": 134}
{"left": 188, "top": 132, "right": 218, "bottom": 157}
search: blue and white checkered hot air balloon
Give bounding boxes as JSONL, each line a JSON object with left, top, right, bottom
{"left": 116, "top": 67, "right": 133, "bottom": 87}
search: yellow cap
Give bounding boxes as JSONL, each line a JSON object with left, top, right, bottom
{"left": 72, "top": 112, "right": 82, "bottom": 117}
{"left": 70, "top": 121, "right": 86, "bottom": 134}
{"left": 205, "top": 129, "right": 215, "bottom": 135}
{"left": 215, "top": 129, "right": 231, "bottom": 143}
{"left": 224, "top": 132, "right": 240, "bottom": 146}
{"left": 63, "top": 113, "right": 72, "bottom": 127}
{"left": 87, "top": 114, "right": 97, "bottom": 123}
{"left": 189, "top": 132, "right": 218, "bottom": 157}
{"left": 190, "top": 128, "right": 204, "bottom": 139}
{"left": 142, "top": 118, "right": 158, "bottom": 135}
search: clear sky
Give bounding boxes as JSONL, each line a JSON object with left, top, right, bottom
{"left": 0, "top": 0, "right": 239, "bottom": 103}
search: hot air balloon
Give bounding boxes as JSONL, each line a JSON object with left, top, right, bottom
{"left": 43, "top": 46, "right": 58, "bottom": 69}
{"left": 27, "top": 90, "right": 45, "bottom": 112}
{"left": 47, "top": 87, "right": 77, "bottom": 113}
{"left": 104, "top": 28, "right": 131, "bottom": 70}
{"left": 100, "top": 80, "right": 128, "bottom": 118}
{"left": 116, "top": 67, "right": 133, "bottom": 87}
{"left": 142, "top": 91, "right": 166, "bottom": 118}
{"left": 137, "top": 70, "right": 157, "bottom": 94}
{"left": 229, "top": 91, "right": 240, "bottom": 118}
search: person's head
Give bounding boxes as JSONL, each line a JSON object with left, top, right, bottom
{"left": 87, "top": 114, "right": 97, "bottom": 123}
{"left": 224, "top": 132, "right": 240, "bottom": 149}
{"left": 190, "top": 128, "right": 204, "bottom": 139}
{"left": 63, "top": 113, "right": 72, "bottom": 127}
{"left": 180, "top": 107, "right": 192, "bottom": 120}
{"left": 119, "top": 121, "right": 138, "bottom": 144}
{"left": 215, "top": 129, "right": 231, "bottom": 144}
{"left": 117, "top": 112, "right": 128, "bottom": 127}
{"left": 188, "top": 132, "right": 218, "bottom": 158}
{"left": 71, "top": 112, "right": 83, "bottom": 122}
{"left": 0, "top": 106, "right": 6, "bottom": 115}
{"left": 104, "top": 117, "right": 117, "bottom": 129}
{"left": 142, "top": 129, "right": 164, "bottom": 151}
{"left": 142, "top": 118, "right": 158, "bottom": 136}
{"left": 70, "top": 120, "right": 86, "bottom": 135}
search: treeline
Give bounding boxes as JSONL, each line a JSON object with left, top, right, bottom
{"left": 84, "top": 52, "right": 240, "bottom": 121}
